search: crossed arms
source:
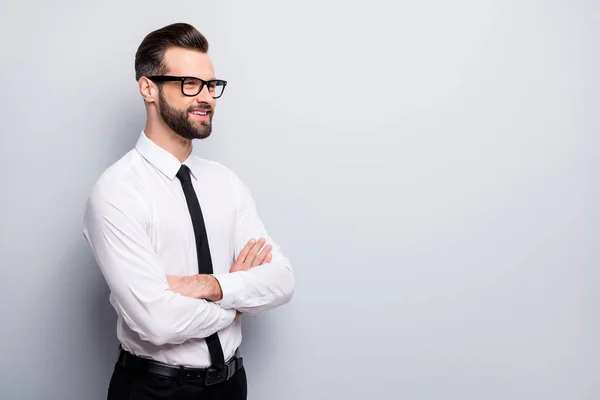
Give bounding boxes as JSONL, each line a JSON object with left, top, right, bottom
{"left": 166, "top": 238, "right": 276, "bottom": 320}
{"left": 82, "top": 180, "right": 295, "bottom": 346}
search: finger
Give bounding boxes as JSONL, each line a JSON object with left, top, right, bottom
{"left": 238, "top": 239, "right": 256, "bottom": 262}
{"left": 244, "top": 238, "right": 266, "bottom": 267}
{"left": 231, "top": 239, "right": 256, "bottom": 271}
{"left": 252, "top": 244, "right": 272, "bottom": 267}
{"left": 265, "top": 253, "right": 273, "bottom": 264}
{"left": 252, "top": 244, "right": 271, "bottom": 267}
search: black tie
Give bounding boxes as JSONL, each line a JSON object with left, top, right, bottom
{"left": 176, "top": 164, "right": 225, "bottom": 369}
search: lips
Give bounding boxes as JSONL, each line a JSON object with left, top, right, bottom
{"left": 189, "top": 109, "right": 211, "bottom": 121}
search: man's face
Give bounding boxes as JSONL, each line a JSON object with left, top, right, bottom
{"left": 156, "top": 47, "right": 218, "bottom": 140}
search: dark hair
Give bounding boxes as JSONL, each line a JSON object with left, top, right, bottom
{"left": 134, "top": 23, "right": 209, "bottom": 81}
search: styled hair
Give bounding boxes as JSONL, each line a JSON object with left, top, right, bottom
{"left": 134, "top": 23, "right": 209, "bottom": 80}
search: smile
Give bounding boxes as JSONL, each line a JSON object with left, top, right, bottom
{"left": 189, "top": 110, "right": 210, "bottom": 120}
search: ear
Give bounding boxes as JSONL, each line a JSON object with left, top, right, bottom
{"left": 138, "top": 77, "right": 157, "bottom": 103}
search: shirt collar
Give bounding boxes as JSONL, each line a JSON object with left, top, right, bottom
{"left": 135, "top": 131, "right": 197, "bottom": 181}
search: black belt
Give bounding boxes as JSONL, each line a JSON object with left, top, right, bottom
{"left": 117, "top": 347, "right": 243, "bottom": 386}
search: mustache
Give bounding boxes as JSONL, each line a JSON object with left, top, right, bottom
{"left": 188, "top": 104, "right": 213, "bottom": 113}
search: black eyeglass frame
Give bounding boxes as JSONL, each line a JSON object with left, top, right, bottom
{"left": 147, "top": 75, "right": 228, "bottom": 98}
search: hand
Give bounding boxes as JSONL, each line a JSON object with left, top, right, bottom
{"left": 230, "top": 238, "right": 273, "bottom": 273}
{"left": 166, "top": 274, "right": 222, "bottom": 301}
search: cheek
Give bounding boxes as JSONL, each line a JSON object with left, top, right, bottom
{"left": 174, "top": 100, "right": 194, "bottom": 115}
{"left": 161, "top": 89, "right": 190, "bottom": 111}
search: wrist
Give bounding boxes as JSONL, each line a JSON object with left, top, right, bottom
{"left": 196, "top": 274, "right": 222, "bottom": 301}
{"left": 209, "top": 275, "right": 224, "bottom": 302}
{"left": 191, "top": 275, "right": 207, "bottom": 299}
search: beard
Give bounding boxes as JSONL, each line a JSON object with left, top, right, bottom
{"left": 158, "top": 89, "right": 213, "bottom": 140}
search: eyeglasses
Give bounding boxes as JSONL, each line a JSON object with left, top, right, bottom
{"left": 147, "top": 75, "right": 227, "bottom": 99}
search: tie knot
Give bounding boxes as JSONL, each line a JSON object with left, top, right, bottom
{"left": 176, "top": 165, "right": 192, "bottom": 183}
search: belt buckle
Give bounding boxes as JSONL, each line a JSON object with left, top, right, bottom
{"left": 205, "top": 365, "right": 228, "bottom": 386}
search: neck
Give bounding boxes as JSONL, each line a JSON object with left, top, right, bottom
{"left": 144, "top": 117, "right": 192, "bottom": 163}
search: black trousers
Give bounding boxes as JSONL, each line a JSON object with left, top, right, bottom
{"left": 106, "top": 359, "right": 247, "bottom": 400}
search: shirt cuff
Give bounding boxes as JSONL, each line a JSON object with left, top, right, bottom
{"left": 212, "top": 272, "right": 245, "bottom": 310}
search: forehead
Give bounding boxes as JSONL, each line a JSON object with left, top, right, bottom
{"left": 163, "top": 47, "right": 215, "bottom": 78}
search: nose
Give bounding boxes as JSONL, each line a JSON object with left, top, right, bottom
{"left": 195, "top": 84, "right": 215, "bottom": 105}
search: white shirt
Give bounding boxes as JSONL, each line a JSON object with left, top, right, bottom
{"left": 82, "top": 131, "right": 295, "bottom": 367}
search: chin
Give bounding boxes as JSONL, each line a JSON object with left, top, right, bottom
{"left": 194, "top": 128, "right": 212, "bottom": 139}
{"left": 194, "top": 123, "right": 212, "bottom": 139}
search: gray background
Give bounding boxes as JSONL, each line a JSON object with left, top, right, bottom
{"left": 0, "top": 1, "right": 598, "bottom": 399}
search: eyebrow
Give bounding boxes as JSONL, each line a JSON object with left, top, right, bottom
{"left": 179, "top": 74, "right": 217, "bottom": 80}
{"left": 162, "top": 70, "right": 217, "bottom": 79}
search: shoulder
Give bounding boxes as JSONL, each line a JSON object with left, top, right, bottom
{"left": 84, "top": 150, "right": 150, "bottom": 220}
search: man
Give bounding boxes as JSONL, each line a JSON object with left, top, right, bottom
{"left": 83, "top": 22, "right": 295, "bottom": 399}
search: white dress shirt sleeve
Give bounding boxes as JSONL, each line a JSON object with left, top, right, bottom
{"left": 83, "top": 182, "right": 236, "bottom": 346}
{"left": 212, "top": 175, "right": 295, "bottom": 314}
